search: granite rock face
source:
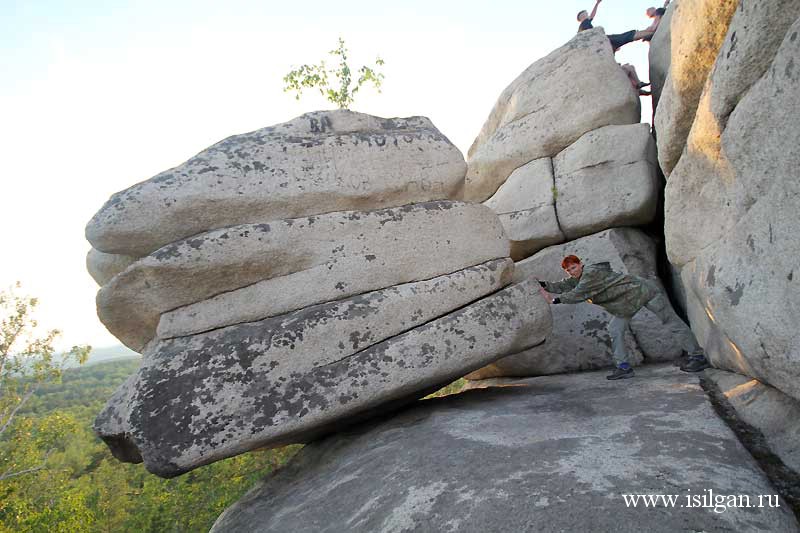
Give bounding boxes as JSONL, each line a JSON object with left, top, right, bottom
{"left": 706, "top": 369, "right": 800, "bottom": 474}
{"left": 211, "top": 366, "right": 799, "bottom": 533}
{"left": 654, "top": 0, "right": 738, "bottom": 176}
{"left": 467, "top": 228, "right": 683, "bottom": 379}
{"left": 481, "top": 124, "right": 658, "bottom": 262}
{"left": 86, "top": 110, "right": 466, "bottom": 257}
{"left": 648, "top": 1, "right": 676, "bottom": 109}
{"left": 483, "top": 158, "right": 563, "bottom": 260}
{"left": 552, "top": 124, "right": 658, "bottom": 240}
{"left": 95, "top": 276, "right": 551, "bottom": 477}
{"left": 665, "top": 15, "right": 800, "bottom": 401}
{"left": 97, "top": 201, "right": 508, "bottom": 351}
{"left": 465, "top": 28, "right": 639, "bottom": 202}
{"left": 86, "top": 248, "right": 136, "bottom": 286}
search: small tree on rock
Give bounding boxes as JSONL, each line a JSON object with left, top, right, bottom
{"left": 283, "top": 37, "right": 385, "bottom": 109}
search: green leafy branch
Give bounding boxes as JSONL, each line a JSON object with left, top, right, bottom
{"left": 283, "top": 37, "right": 385, "bottom": 109}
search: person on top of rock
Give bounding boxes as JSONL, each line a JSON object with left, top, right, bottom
{"left": 536, "top": 255, "right": 711, "bottom": 380}
{"left": 577, "top": 0, "right": 658, "bottom": 51}
{"left": 641, "top": 0, "right": 671, "bottom": 41}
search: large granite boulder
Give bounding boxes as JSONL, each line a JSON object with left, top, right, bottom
{"left": 665, "top": 16, "right": 800, "bottom": 401}
{"left": 95, "top": 276, "right": 551, "bottom": 477}
{"left": 86, "top": 110, "right": 466, "bottom": 258}
{"left": 97, "top": 201, "right": 508, "bottom": 351}
{"left": 483, "top": 158, "right": 563, "bottom": 260}
{"left": 654, "top": 0, "right": 738, "bottom": 176}
{"left": 211, "top": 366, "right": 799, "bottom": 533}
{"left": 465, "top": 28, "right": 640, "bottom": 202}
{"left": 552, "top": 124, "right": 658, "bottom": 240}
{"left": 467, "top": 228, "right": 683, "bottom": 379}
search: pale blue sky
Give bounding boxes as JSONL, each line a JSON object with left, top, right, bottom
{"left": 0, "top": 0, "right": 658, "bottom": 349}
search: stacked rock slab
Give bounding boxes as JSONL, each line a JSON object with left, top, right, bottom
{"left": 664, "top": 9, "right": 800, "bottom": 401}
{"left": 86, "top": 110, "right": 467, "bottom": 259}
{"left": 89, "top": 110, "right": 554, "bottom": 477}
{"left": 465, "top": 28, "right": 640, "bottom": 203}
{"left": 97, "top": 275, "right": 551, "bottom": 477}
{"left": 97, "top": 202, "right": 514, "bottom": 351}
{"left": 483, "top": 124, "right": 658, "bottom": 261}
{"left": 466, "top": 228, "right": 682, "bottom": 379}
{"left": 552, "top": 124, "right": 658, "bottom": 241}
{"left": 467, "top": 25, "right": 655, "bottom": 262}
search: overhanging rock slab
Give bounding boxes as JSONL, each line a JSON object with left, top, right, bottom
{"left": 95, "top": 276, "right": 550, "bottom": 478}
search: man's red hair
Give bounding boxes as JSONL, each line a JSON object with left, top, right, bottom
{"left": 561, "top": 255, "right": 582, "bottom": 269}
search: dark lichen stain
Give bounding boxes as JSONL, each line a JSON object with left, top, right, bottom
{"left": 725, "top": 282, "right": 745, "bottom": 306}
{"left": 706, "top": 265, "right": 716, "bottom": 288}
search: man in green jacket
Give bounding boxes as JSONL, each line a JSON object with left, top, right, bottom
{"left": 538, "top": 255, "right": 710, "bottom": 380}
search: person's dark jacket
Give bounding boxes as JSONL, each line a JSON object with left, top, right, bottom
{"left": 541, "top": 262, "right": 657, "bottom": 318}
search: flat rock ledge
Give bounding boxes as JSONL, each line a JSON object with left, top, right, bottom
{"left": 211, "top": 365, "right": 798, "bottom": 533}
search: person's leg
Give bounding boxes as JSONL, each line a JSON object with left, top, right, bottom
{"left": 644, "top": 291, "right": 710, "bottom": 371}
{"left": 607, "top": 315, "right": 635, "bottom": 379}
{"left": 608, "top": 30, "right": 637, "bottom": 51}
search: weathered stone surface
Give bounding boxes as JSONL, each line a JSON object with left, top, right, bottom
{"left": 97, "top": 201, "right": 508, "bottom": 351}
{"left": 707, "top": 0, "right": 800, "bottom": 127}
{"left": 467, "top": 228, "right": 682, "bottom": 379}
{"left": 648, "top": 1, "right": 676, "bottom": 109}
{"left": 95, "top": 277, "right": 550, "bottom": 477}
{"left": 86, "top": 248, "right": 137, "bottom": 286}
{"left": 211, "top": 365, "right": 799, "bottom": 533}
{"left": 465, "top": 28, "right": 639, "bottom": 202}
{"left": 706, "top": 369, "right": 800, "bottom": 474}
{"left": 666, "top": 18, "right": 800, "bottom": 401}
{"left": 483, "top": 158, "right": 563, "bottom": 260}
{"left": 654, "top": 0, "right": 738, "bottom": 176}
{"left": 553, "top": 124, "right": 658, "bottom": 240}
{"left": 86, "top": 110, "right": 466, "bottom": 257}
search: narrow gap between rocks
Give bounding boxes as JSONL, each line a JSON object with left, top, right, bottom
{"left": 700, "top": 375, "right": 800, "bottom": 520}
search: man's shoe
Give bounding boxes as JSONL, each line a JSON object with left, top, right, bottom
{"left": 607, "top": 367, "right": 635, "bottom": 380}
{"left": 680, "top": 357, "right": 711, "bottom": 373}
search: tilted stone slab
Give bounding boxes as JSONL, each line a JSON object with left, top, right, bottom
{"left": 97, "top": 201, "right": 508, "bottom": 351}
{"left": 467, "top": 228, "right": 682, "bottom": 379}
{"left": 654, "top": 0, "right": 738, "bottom": 176}
{"left": 553, "top": 124, "right": 658, "bottom": 240}
{"left": 85, "top": 110, "right": 466, "bottom": 257}
{"left": 665, "top": 18, "right": 800, "bottom": 401}
{"left": 94, "top": 276, "right": 550, "bottom": 477}
{"left": 483, "top": 158, "right": 564, "bottom": 261}
{"left": 86, "top": 248, "right": 137, "bottom": 286}
{"left": 211, "top": 366, "right": 799, "bottom": 533}
{"left": 465, "top": 28, "right": 639, "bottom": 202}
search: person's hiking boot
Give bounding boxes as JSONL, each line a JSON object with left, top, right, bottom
{"left": 680, "top": 356, "right": 711, "bottom": 373}
{"left": 607, "top": 366, "right": 635, "bottom": 380}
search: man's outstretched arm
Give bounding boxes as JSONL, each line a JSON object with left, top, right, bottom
{"left": 589, "top": 0, "right": 602, "bottom": 20}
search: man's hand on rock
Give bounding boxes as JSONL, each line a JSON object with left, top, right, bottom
{"left": 538, "top": 285, "right": 552, "bottom": 302}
